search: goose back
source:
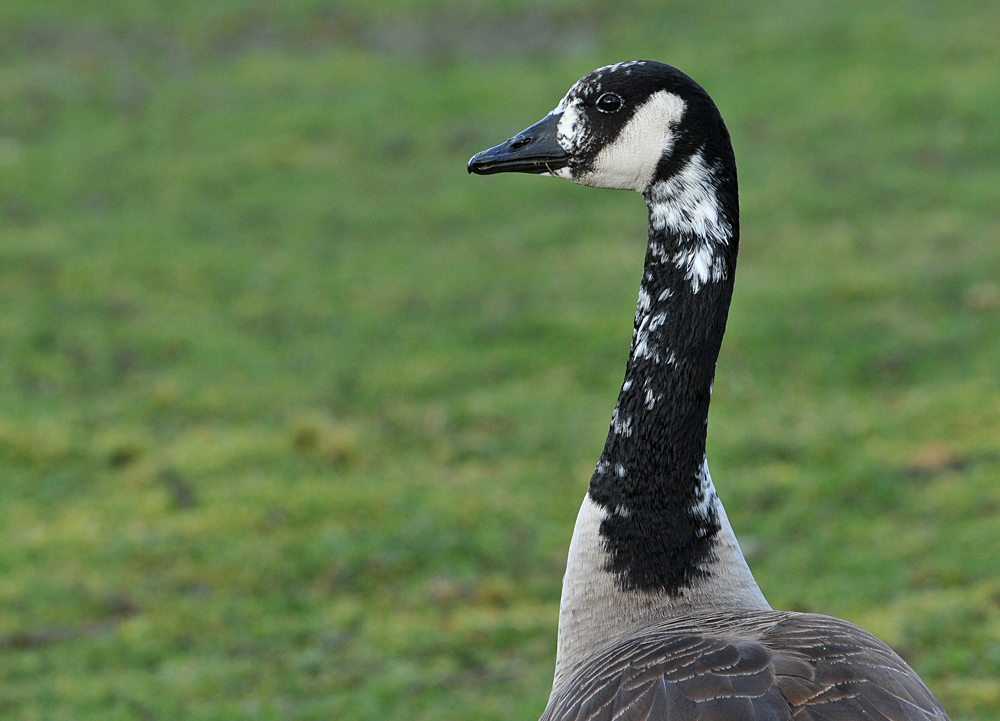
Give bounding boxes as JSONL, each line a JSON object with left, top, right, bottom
{"left": 542, "top": 611, "right": 948, "bottom": 721}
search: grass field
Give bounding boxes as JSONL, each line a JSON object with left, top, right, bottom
{"left": 1, "top": 1, "right": 999, "bottom": 719}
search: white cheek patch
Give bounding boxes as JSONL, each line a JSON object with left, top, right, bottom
{"left": 578, "top": 91, "right": 686, "bottom": 191}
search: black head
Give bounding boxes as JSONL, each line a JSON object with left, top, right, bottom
{"left": 468, "top": 61, "right": 734, "bottom": 195}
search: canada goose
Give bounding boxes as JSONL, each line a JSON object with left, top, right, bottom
{"left": 468, "top": 62, "right": 949, "bottom": 720}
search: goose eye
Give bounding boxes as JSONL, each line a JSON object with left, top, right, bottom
{"left": 596, "top": 93, "right": 623, "bottom": 113}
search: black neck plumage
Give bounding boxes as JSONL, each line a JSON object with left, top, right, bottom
{"left": 588, "top": 160, "right": 739, "bottom": 596}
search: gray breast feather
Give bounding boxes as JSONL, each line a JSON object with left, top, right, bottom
{"left": 540, "top": 613, "right": 949, "bottom": 721}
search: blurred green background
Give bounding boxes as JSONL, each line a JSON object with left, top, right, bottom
{"left": 1, "top": 0, "right": 999, "bottom": 719}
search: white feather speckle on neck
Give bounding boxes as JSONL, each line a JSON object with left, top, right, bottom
{"left": 691, "top": 456, "right": 720, "bottom": 520}
{"left": 646, "top": 152, "right": 732, "bottom": 293}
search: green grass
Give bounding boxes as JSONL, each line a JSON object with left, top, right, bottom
{"left": 1, "top": 0, "right": 999, "bottom": 718}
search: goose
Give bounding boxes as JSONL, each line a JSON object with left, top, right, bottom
{"left": 468, "top": 61, "right": 949, "bottom": 721}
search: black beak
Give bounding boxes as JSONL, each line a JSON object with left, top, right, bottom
{"left": 468, "top": 112, "right": 570, "bottom": 175}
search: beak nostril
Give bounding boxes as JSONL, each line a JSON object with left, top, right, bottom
{"left": 468, "top": 112, "right": 569, "bottom": 176}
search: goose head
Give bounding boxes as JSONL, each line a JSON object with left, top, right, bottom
{"left": 468, "top": 61, "right": 735, "bottom": 197}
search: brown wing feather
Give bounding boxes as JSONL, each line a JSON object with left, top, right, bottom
{"left": 765, "top": 614, "right": 948, "bottom": 721}
{"left": 540, "top": 613, "right": 948, "bottom": 721}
